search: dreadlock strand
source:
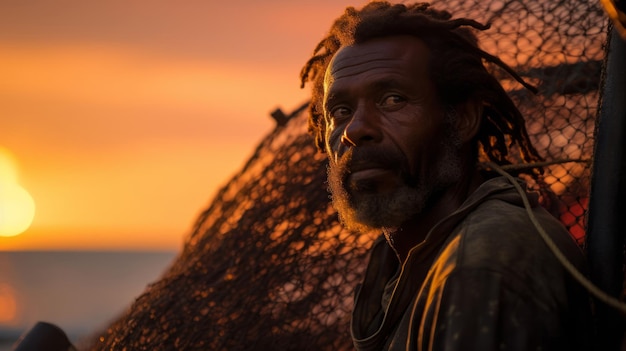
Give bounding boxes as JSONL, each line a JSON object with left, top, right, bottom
{"left": 442, "top": 17, "right": 491, "bottom": 31}
{"left": 479, "top": 50, "right": 539, "bottom": 94}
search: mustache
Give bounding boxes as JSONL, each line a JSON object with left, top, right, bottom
{"left": 332, "top": 146, "right": 410, "bottom": 178}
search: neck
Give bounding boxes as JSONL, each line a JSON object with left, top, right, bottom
{"left": 385, "top": 167, "right": 484, "bottom": 262}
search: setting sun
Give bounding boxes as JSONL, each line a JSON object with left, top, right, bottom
{"left": 0, "top": 0, "right": 360, "bottom": 250}
{"left": 0, "top": 147, "right": 35, "bottom": 237}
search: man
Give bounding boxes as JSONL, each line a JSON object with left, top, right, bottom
{"left": 300, "top": 2, "right": 593, "bottom": 350}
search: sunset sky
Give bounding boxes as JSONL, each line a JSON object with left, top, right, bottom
{"left": 0, "top": 0, "right": 366, "bottom": 251}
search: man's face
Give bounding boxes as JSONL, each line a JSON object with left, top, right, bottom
{"left": 322, "top": 35, "right": 463, "bottom": 232}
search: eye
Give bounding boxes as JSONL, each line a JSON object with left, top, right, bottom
{"left": 380, "top": 94, "right": 406, "bottom": 108}
{"left": 329, "top": 106, "right": 352, "bottom": 121}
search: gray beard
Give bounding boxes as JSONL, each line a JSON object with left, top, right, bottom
{"left": 327, "top": 117, "right": 463, "bottom": 233}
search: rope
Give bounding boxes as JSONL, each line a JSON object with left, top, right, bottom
{"left": 486, "top": 161, "right": 626, "bottom": 314}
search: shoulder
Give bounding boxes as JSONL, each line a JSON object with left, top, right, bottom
{"left": 454, "top": 197, "right": 584, "bottom": 273}
{"left": 427, "top": 195, "right": 588, "bottom": 310}
{"left": 410, "top": 187, "right": 593, "bottom": 349}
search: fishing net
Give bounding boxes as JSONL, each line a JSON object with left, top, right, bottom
{"left": 83, "top": 0, "right": 607, "bottom": 350}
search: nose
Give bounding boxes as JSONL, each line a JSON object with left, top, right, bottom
{"left": 341, "top": 105, "right": 382, "bottom": 147}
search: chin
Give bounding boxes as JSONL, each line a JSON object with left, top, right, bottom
{"left": 327, "top": 164, "right": 462, "bottom": 234}
{"left": 329, "top": 176, "right": 427, "bottom": 233}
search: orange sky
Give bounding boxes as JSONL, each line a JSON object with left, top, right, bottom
{"left": 0, "top": 0, "right": 366, "bottom": 251}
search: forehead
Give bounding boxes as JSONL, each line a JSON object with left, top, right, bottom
{"left": 324, "top": 35, "right": 432, "bottom": 87}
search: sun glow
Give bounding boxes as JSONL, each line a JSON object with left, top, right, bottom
{"left": 0, "top": 147, "right": 36, "bottom": 237}
{"left": 0, "top": 283, "right": 18, "bottom": 324}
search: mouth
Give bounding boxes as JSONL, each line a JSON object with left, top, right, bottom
{"left": 347, "top": 166, "right": 396, "bottom": 192}
{"left": 350, "top": 167, "right": 391, "bottom": 180}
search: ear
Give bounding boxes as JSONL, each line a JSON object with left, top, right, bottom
{"left": 454, "top": 99, "right": 483, "bottom": 143}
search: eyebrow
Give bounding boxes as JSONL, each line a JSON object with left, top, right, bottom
{"left": 370, "top": 78, "right": 407, "bottom": 92}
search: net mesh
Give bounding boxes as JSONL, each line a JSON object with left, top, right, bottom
{"left": 83, "top": 0, "right": 607, "bottom": 350}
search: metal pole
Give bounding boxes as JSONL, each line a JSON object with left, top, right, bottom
{"left": 586, "top": 27, "right": 626, "bottom": 350}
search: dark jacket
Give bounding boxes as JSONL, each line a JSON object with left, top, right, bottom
{"left": 351, "top": 176, "right": 592, "bottom": 350}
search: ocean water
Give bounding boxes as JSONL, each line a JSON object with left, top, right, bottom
{"left": 0, "top": 250, "right": 177, "bottom": 350}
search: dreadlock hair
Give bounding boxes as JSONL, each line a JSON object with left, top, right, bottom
{"left": 300, "top": 1, "right": 543, "bottom": 178}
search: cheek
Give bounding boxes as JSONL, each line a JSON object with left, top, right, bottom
{"left": 400, "top": 136, "right": 434, "bottom": 176}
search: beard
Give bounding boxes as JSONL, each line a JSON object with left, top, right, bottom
{"left": 327, "top": 118, "right": 463, "bottom": 233}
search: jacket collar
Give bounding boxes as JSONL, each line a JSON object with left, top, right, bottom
{"left": 351, "top": 176, "right": 537, "bottom": 350}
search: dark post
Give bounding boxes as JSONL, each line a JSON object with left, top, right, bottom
{"left": 586, "top": 27, "right": 626, "bottom": 350}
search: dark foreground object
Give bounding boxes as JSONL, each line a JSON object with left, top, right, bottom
{"left": 12, "top": 322, "right": 76, "bottom": 351}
